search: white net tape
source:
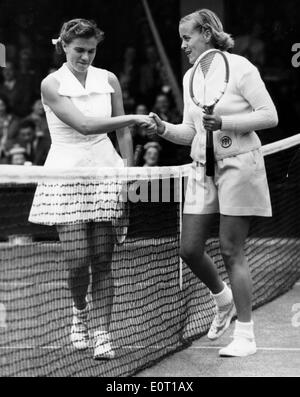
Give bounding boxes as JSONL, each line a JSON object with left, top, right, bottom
{"left": 0, "top": 134, "right": 299, "bottom": 184}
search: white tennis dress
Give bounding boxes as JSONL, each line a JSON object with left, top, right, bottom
{"left": 29, "top": 63, "right": 125, "bottom": 226}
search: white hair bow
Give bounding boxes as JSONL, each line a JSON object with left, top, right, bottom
{"left": 51, "top": 37, "right": 61, "bottom": 45}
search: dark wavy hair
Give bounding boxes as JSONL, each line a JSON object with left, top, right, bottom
{"left": 55, "top": 18, "right": 105, "bottom": 54}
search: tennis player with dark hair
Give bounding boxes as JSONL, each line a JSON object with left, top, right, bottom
{"left": 150, "top": 9, "right": 278, "bottom": 357}
{"left": 29, "top": 18, "right": 155, "bottom": 360}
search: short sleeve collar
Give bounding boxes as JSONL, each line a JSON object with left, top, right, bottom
{"left": 57, "top": 63, "right": 115, "bottom": 97}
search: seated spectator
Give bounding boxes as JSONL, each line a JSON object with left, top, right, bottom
{"left": 0, "top": 61, "right": 32, "bottom": 117}
{"left": 119, "top": 74, "right": 136, "bottom": 113}
{"left": 13, "top": 119, "right": 50, "bottom": 165}
{"left": 139, "top": 45, "right": 166, "bottom": 106}
{"left": 8, "top": 145, "right": 27, "bottom": 165}
{"left": 16, "top": 28, "right": 34, "bottom": 51}
{"left": 0, "top": 94, "right": 20, "bottom": 163}
{"left": 119, "top": 46, "right": 139, "bottom": 98}
{"left": 5, "top": 44, "right": 18, "bottom": 64}
{"left": 152, "top": 93, "right": 181, "bottom": 124}
{"left": 18, "top": 48, "right": 41, "bottom": 98}
{"left": 143, "top": 142, "right": 161, "bottom": 167}
{"left": 135, "top": 104, "right": 148, "bottom": 116}
{"left": 25, "top": 98, "right": 51, "bottom": 146}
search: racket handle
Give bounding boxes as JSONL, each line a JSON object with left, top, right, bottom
{"left": 206, "top": 130, "right": 215, "bottom": 177}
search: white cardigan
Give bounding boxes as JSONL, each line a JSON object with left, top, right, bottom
{"left": 162, "top": 52, "right": 278, "bottom": 163}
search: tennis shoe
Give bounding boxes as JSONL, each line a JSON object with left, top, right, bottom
{"left": 70, "top": 303, "right": 90, "bottom": 350}
{"left": 93, "top": 331, "right": 115, "bottom": 360}
{"left": 219, "top": 336, "right": 257, "bottom": 357}
{"left": 207, "top": 299, "right": 236, "bottom": 340}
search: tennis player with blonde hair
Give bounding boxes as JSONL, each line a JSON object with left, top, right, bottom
{"left": 29, "top": 18, "right": 155, "bottom": 360}
{"left": 150, "top": 9, "right": 278, "bottom": 357}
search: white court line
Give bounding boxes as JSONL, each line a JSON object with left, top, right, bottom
{"left": 0, "top": 281, "right": 178, "bottom": 287}
{"left": 2, "top": 278, "right": 299, "bottom": 287}
{"left": 1, "top": 345, "right": 300, "bottom": 352}
{"left": 1, "top": 276, "right": 299, "bottom": 288}
{"left": 0, "top": 282, "right": 67, "bottom": 287}
{"left": 0, "top": 346, "right": 62, "bottom": 350}
{"left": 0, "top": 345, "right": 157, "bottom": 350}
{"left": 186, "top": 346, "right": 300, "bottom": 352}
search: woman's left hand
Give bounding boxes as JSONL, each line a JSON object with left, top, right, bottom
{"left": 202, "top": 113, "right": 222, "bottom": 131}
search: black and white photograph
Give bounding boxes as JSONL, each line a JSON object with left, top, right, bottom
{"left": 0, "top": 0, "right": 299, "bottom": 381}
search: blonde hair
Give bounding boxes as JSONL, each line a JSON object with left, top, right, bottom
{"left": 180, "top": 9, "right": 234, "bottom": 51}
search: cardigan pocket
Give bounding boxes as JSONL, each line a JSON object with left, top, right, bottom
{"left": 248, "top": 148, "right": 265, "bottom": 173}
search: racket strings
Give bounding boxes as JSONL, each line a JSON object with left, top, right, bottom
{"left": 189, "top": 50, "right": 229, "bottom": 108}
{"left": 199, "top": 52, "right": 216, "bottom": 78}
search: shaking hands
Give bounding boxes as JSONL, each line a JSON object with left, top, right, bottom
{"left": 134, "top": 115, "right": 156, "bottom": 132}
{"left": 133, "top": 113, "right": 166, "bottom": 136}
{"left": 134, "top": 111, "right": 222, "bottom": 135}
{"left": 149, "top": 113, "right": 165, "bottom": 135}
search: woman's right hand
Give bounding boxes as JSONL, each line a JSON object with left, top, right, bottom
{"left": 133, "top": 115, "right": 157, "bottom": 132}
{"left": 149, "top": 112, "right": 166, "bottom": 135}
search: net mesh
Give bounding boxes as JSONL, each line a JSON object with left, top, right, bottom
{"left": 0, "top": 135, "right": 300, "bottom": 376}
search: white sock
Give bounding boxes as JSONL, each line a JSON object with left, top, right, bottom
{"left": 234, "top": 320, "right": 255, "bottom": 340}
{"left": 212, "top": 282, "right": 232, "bottom": 308}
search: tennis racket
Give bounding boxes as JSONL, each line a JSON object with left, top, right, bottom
{"left": 189, "top": 49, "right": 229, "bottom": 177}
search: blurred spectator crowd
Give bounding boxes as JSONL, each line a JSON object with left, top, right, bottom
{"left": 0, "top": 87, "right": 51, "bottom": 166}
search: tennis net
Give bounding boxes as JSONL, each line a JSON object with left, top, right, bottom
{"left": 0, "top": 134, "right": 300, "bottom": 376}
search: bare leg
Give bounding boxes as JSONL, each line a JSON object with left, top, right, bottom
{"left": 57, "top": 223, "right": 90, "bottom": 310}
{"left": 219, "top": 215, "right": 252, "bottom": 322}
{"left": 180, "top": 214, "right": 224, "bottom": 294}
{"left": 90, "top": 222, "right": 114, "bottom": 332}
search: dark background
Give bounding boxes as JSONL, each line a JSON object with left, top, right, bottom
{"left": 0, "top": 0, "right": 182, "bottom": 80}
